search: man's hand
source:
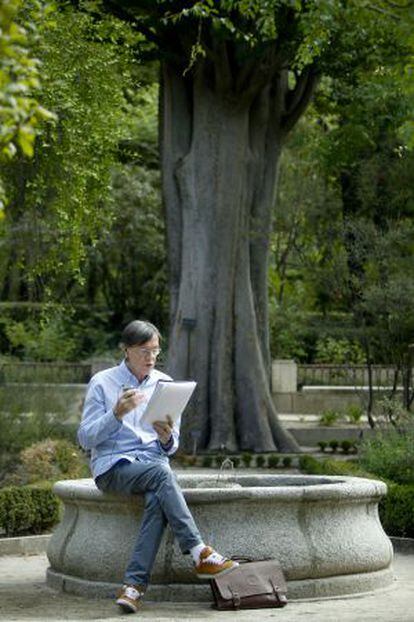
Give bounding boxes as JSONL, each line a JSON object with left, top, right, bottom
{"left": 153, "top": 415, "right": 173, "bottom": 445}
{"left": 114, "top": 390, "right": 146, "bottom": 420}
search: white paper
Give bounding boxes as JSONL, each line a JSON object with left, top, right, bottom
{"left": 140, "top": 380, "right": 197, "bottom": 426}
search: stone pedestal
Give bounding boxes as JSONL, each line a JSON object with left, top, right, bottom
{"left": 272, "top": 359, "right": 298, "bottom": 393}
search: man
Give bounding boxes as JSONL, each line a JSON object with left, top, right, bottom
{"left": 78, "top": 319, "right": 237, "bottom": 613}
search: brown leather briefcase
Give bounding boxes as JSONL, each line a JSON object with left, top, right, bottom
{"left": 210, "top": 558, "right": 288, "bottom": 610}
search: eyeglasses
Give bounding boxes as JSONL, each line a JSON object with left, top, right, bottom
{"left": 133, "top": 347, "right": 161, "bottom": 358}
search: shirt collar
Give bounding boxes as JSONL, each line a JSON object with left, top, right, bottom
{"left": 119, "top": 359, "right": 154, "bottom": 387}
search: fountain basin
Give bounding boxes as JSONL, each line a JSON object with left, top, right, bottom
{"left": 47, "top": 473, "right": 394, "bottom": 600}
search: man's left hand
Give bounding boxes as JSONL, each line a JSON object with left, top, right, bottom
{"left": 153, "top": 415, "right": 173, "bottom": 445}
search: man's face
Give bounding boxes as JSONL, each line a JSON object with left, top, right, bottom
{"left": 125, "top": 334, "right": 161, "bottom": 380}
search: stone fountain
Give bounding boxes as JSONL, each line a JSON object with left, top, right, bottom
{"left": 46, "top": 471, "right": 394, "bottom": 601}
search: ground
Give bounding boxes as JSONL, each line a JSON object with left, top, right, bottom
{"left": 0, "top": 552, "right": 413, "bottom": 622}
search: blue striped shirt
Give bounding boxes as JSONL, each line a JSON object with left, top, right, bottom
{"left": 77, "top": 360, "right": 179, "bottom": 479}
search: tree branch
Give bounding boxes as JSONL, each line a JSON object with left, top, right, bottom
{"left": 212, "top": 39, "right": 233, "bottom": 92}
{"left": 237, "top": 46, "right": 291, "bottom": 106}
{"left": 100, "top": 0, "right": 163, "bottom": 45}
{"left": 366, "top": 4, "right": 402, "bottom": 20}
{"left": 281, "top": 66, "right": 320, "bottom": 135}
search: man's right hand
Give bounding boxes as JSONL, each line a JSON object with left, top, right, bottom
{"left": 114, "top": 389, "right": 147, "bottom": 420}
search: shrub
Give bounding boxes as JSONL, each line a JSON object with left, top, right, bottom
{"left": 241, "top": 452, "right": 253, "bottom": 467}
{"left": 282, "top": 456, "right": 292, "bottom": 468}
{"left": 256, "top": 455, "right": 266, "bottom": 468}
{"left": 340, "top": 440, "right": 353, "bottom": 454}
{"left": 319, "top": 410, "right": 341, "bottom": 426}
{"left": 0, "top": 484, "right": 60, "bottom": 536}
{"left": 314, "top": 337, "right": 365, "bottom": 365}
{"left": 380, "top": 482, "right": 414, "bottom": 538}
{"left": 329, "top": 439, "right": 339, "bottom": 453}
{"left": 202, "top": 455, "right": 213, "bottom": 468}
{"left": 268, "top": 455, "right": 280, "bottom": 468}
{"left": 299, "top": 455, "right": 365, "bottom": 477}
{"left": 215, "top": 454, "right": 226, "bottom": 468}
{"left": 346, "top": 404, "right": 364, "bottom": 425}
{"left": 358, "top": 424, "right": 414, "bottom": 485}
{"left": 18, "top": 439, "right": 86, "bottom": 484}
{"left": 179, "top": 455, "right": 197, "bottom": 467}
{"left": 318, "top": 441, "right": 327, "bottom": 453}
{"left": 230, "top": 456, "right": 240, "bottom": 468}
{"left": 0, "top": 408, "right": 75, "bottom": 481}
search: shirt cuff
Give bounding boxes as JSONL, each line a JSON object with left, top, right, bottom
{"left": 159, "top": 435, "right": 174, "bottom": 450}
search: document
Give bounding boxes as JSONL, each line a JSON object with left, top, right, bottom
{"left": 140, "top": 380, "right": 197, "bottom": 426}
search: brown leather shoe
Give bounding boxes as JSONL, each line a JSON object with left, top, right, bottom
{"left": 195, "top": 546, "right": 239, "bottom": 579}
{"left": 116, "top": 584, "right": 145, "bottom": 613}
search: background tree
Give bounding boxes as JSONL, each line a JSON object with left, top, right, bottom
{"left": 98, "top": 0, "right": 410, "bottom": 452}
{"left": 269, "top": 6, "right": 414, "bottom": 420}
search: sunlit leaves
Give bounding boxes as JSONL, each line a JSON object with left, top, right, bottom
{"left": 0, "top": 0, "right": 56, "bottom": 209}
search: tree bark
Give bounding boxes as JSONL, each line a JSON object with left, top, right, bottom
{"left": 161, "top": 56, "right": 303, "bottom": 452}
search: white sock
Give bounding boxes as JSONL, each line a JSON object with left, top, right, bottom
{"left": 190, "top": 542, "right": 206, "bottom": 563}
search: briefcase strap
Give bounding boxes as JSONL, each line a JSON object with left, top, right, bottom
{"left": 228, "top": 586, "right": 241, "bottom": 609}
{"left": 270, "top": 579, "right": 288, "bottom": 606}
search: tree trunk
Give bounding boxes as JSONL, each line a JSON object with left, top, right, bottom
{"left": 161, "top": 60, "right": 300, "bottom": 453}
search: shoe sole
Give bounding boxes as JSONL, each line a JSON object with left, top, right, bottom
{"left": 196, "top": 563, "right": 239, "bottom": 580}
{"left": 116, "top": 597, "right": 139, "bottom": 613}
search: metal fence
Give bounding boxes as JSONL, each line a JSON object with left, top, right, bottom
{"left": 297, "top": 364, "right": 400, "bottom": 387}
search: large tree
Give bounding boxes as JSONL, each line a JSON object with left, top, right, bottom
{"left": 101, "top": 0, "right": 409, "bottom": 452}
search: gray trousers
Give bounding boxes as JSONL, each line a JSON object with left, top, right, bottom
{"left": 95, "top": 458, "right": 202, "bottom": 587}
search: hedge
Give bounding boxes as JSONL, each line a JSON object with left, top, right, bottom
{"left": 299, "top": 455, "right": 414, "bottom": 538}
{"left": 0, "top": 484, "right": 60, "bottom": 537}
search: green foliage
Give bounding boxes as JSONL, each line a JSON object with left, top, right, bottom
{"left": 0, "top": 305, "right": 114, "bottom": 361}
{"left": 345, "top": 404, "right": 364, "bottom": 425}
{"left": 0, "top": 483, "right": 59, "bottom": 536}
{"left": 178, "top": 454, "right": 197, "bottom": 467}
{"left": 5, "top": 314, "right": 76, "bottom": 361}
{"left": 299, "top": 455, "right": 375, "bottom": 480}
{"left": 1, "top": 4, "right": 138, "bottom": 295}
{"left": 380, "top": 482, "right": 414, "bottom": 539}
{"left": 256, "top": 455, "right": 266, "bottom": 468}
{"left": 0, "top": 407, "right": 75, "bottom": 482}
{"left": 268, "top": 454, "right": 280, "bottom": 468}
{"left": 318, "top": 441, "right": 327, "bottom": 453}
{"left": 89, "top": 161, "right": 168, "bottom": 332}
{"left": 282, "top": 456, "right": 292, "bottom": 468}
{"left": 340, "top": 440, "right": 352, "bottom": 455}
{"left": 201, "top": 455, "right": 213, "bottom": 468}
{"left": 215, "top": 454, "right": 226, "bottom": 467}
{"left": 319, "top": 409, "right": 341, "bottom": 427}
{"left": 268, "top": 3, "right": 414, "bottom": 367}
{"left": 0, "top": 0, "right": 56, "bottom": 208}
{"left": 3, "top": 438, "right": 87, "bottom": 486}
{"left": 375, "top": 397, "right": 409, "bottom": 428}
{"left": 314, "top": 338, "right": 365, "bottom": 365}
{"left": 241, "top": 452, "right": 253, "bottom": 467}
{"left": 269, "top": 303, "right": 313, "bottom": 361}
{"left": 328, "top": 439, "right": 339, "bottom": 453}
{"left": 230, "top": 456, "right": 240, "bottom": 468}
{"left": 358, "top": 425, "right": 414, "bottom": 485}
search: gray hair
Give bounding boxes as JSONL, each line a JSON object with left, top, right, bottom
{"left": 120, "top": 320, "right": 161, "bottom": 348}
